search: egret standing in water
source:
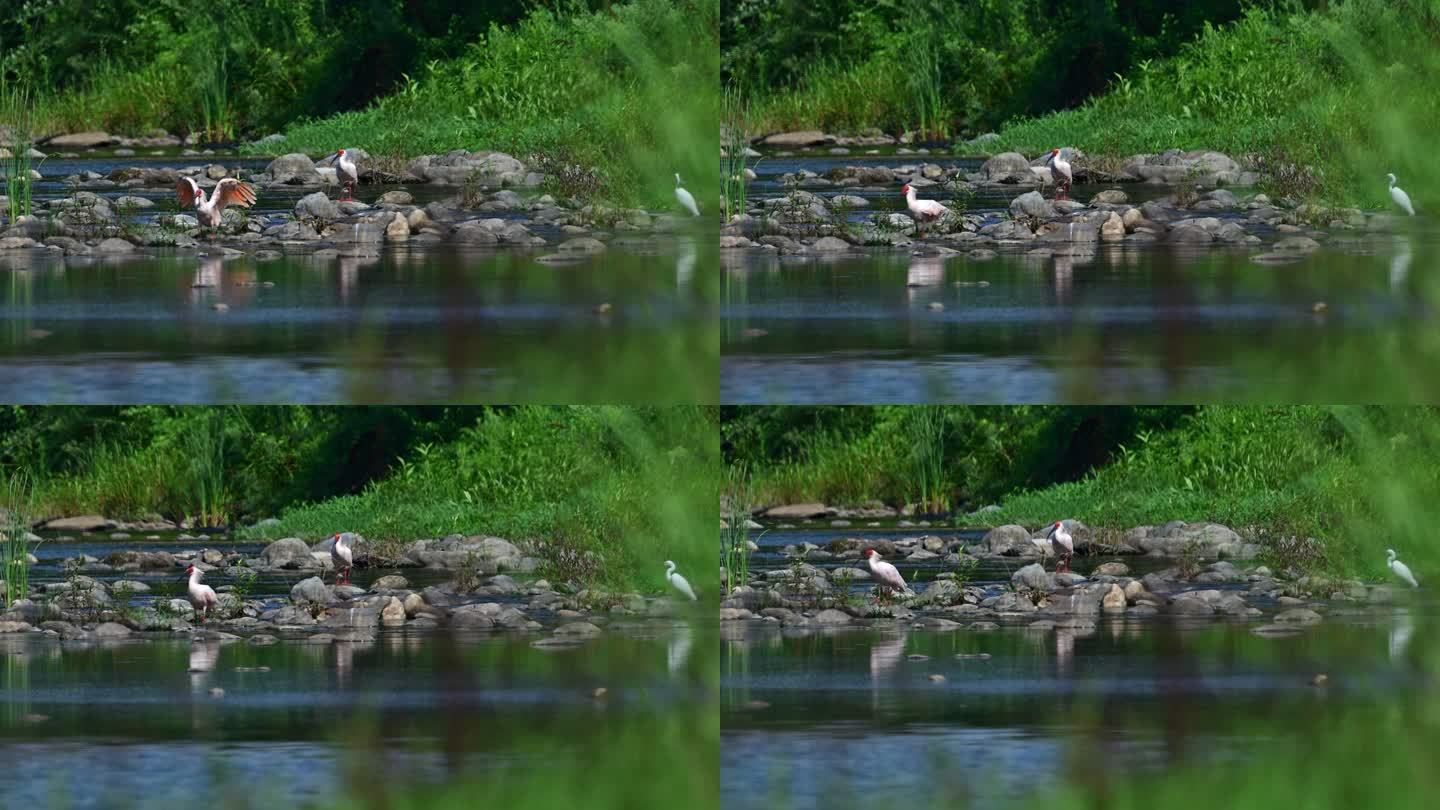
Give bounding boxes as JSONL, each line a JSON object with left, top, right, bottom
{"left": 330, "top": 532, "right": 355, "bottom": 586}
{"left": 1388, "top": 174, "right": 1415, "bottom": 216}
{"left": 674, "top": 174, "right": 700, "bottom": 216}
{"left": 1046, "top": 148, "right": 1074, "bottom": 200}
{"left": 185, "top": 564, "right": 218, "bottom": 625}
{"left": 666, "top": 560, "right": 697, "bottom": 600}
{"left": 333, "top": 149, "right": 359, "bottom": 201}
{"left": 176, "top": 176, "right": 258, "bottom": 241}
{"left": 864, "top": 548, "right": 908, "bottom": 603}
{"left": 902, "top": 183, "right": 950, "bottom": 235}
{"left": 1388, "top": 548, "right": 1419, "bottom": 588}
{"left": 1046, "top": 520, "right": 1075, "bottom": 573}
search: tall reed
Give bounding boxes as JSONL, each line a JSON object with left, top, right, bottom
{"left": 0, "top": 74, "right": 36, "bottom": 222}
{"left": 1, "top": 468, "right": 40, "bottom": 608}
{"left": 721, "top": 461, "right": 755, "bottom": 593}
{"left": 907, "top": 406, "right": 949, "bottom": 514}
{"left": 179, "top": 409, "right": 231, "bottom": 527}
{"left": 721, "top": 82, "right": 756, "bottom": 221}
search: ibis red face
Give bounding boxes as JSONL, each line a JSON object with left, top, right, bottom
{"left": 902, "top": 184, "right": 911, "bottom": 194}
{"left": 864, "top": 548, "right": 877, "bottom": 558}
{"left": 337, "top": 149, "right": 346, "bottom": 156}
{"left": 185, "top": 564, "right": 195, "bottom": 574}
{"left": 1052, "top": 148, "right": 1060, "bottom": 156}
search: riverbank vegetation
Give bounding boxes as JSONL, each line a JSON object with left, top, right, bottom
{"left": 0, "top": 406, "right": 715, "bottom": 591}
{"left": 2, "top": 0, "right": 718, "bottom": 205}
{"left": 723, "top": 406, "right": 1440, "bottom": 577}
{"left": 726, "top": 0, "right": 1439, "bottom": 206}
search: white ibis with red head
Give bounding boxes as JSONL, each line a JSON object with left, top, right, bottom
{"left": 330, "top": 533, "right": 355, "bottom": 586}
{"left": 675, "top": 174, "right": 700, "bottom": 217}
{"left": 1388, "top": 174, "right": 1415, "bottom": 216}
{"left": 185, "top": 564, "right": 218, "bottom": 625}
{"left": 666, "top": 560, "right": 697, "bottom": 600}
{"left": 864, "top": 548, "right": 908, "bottom": 603}
{"left": 903, "top": 183, "right": 951, "bottom": 234}
{"left": 176, "top": 176, "right": 258, "bottom": 240}
{"left": 1046, "top": 520, "right": 1074, "bottom": 573}
{"left": 1388, "top": 548, "right": 1419, "bottom": 587}
{"left": 1045, "top": 148, "right": 1073, "bottom": 199}
{"left": 334, "top": 149, "right": 359, "bottom": 201}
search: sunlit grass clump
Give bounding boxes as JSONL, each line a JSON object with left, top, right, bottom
{"left": 975, "top": 0, "right": 1440, "bottom": 207}
{"left": 725, "top": 406, "right": 1440, "bottom": 580}
{"left": 244, "top": 406, "right": 718, "bottom": 592}
{"left": 252, "top": 0, "right": 718, "bottom": 207}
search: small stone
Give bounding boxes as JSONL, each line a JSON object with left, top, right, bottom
{"left": 928, "top": 674, "right": 946, "bottom": 682}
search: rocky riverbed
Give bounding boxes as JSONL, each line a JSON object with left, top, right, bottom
{"left": 720, "top": 147, "right": 1409, "bottom": 259}
{"left": 1, "top": 147, "right": 698, "bottom": 263}
{"left": 1, "top": 531, "right": 692, "bottom": 645}
{"left": 720, "top": 518, "right": 1414, "bottom": 634}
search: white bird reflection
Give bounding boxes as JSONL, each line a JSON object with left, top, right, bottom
{"left": 188, "top": 254, "right": 224, "bottom": 305}
{"left": 188, "top": 638, "right": 220, "bottom": 693}
{"left": 1389, "top": 609, "right": 1414, "bottom": 664}
{"left": 868, "top": 630, "right": 908, "bottom": 713}
{"left": 668, "top": 622, "right": 693, "bottom": 677}
{"left": 676, "top": 238, "right": 696, "bottom": 289}
{"left": 906, "top": 255, "right": 945, "bottom": 289}
{"left": 1390, "top": 235, "right": 1412, "bottom": 292}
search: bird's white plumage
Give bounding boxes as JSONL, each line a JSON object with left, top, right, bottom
{"left": 1388, "top": 548, "right": 1419, "bottom": 588}
{"left": 666, "top": 560, "right": 697, "bottom": 600}
{"left": 332, "top": 532, "right": 353, "bottom": 567}
{"left": 1388, "top": 174, "right": 1415, "bottom": 216}
{"left": 1048, "top": 521, "right": 1073, "bottom": 556}
{"left": 903, "top": 184, "right": 950, "bottom": 220}
{"left": 1049, "top": 151, "right": 1073, "bottom": 184}
{"left": 865, "top": 549, "right": 908, "bottom": 594}
{"left": 674, "top": 173, "right": 700, "bottom": 216}
{"left": 187, "top": 566, "right": 217, "bottom": 622}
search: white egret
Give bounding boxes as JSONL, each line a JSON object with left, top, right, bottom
{"left": 1387, "top": 548, "right": 1419, "bottom": 588}
{"left": 666, "top": 560, "right": 697, "bottom": 600}
{"left": 333, "top": 149, "right": 359, "bottom": 201}
{"left": 330, "top": 532, "right": 355, "bottom": 586}
{"left": 176, "top": 176, "right": 258, "bottom": 240}
{"left": 1046, "top": 148, "right": 1074, "bottom": 199}
{"left": 1388, "top": 174, "right": 1415, "bottom": 216}
{"left": 902, "top": 183, "right": 950, "bottom": 234}
{"left": 185, "top": 564, "right": 219, "bottom": 625}
{"left": 674, "top": 173, "right": 700, "bottom": 216}
{"left": 863, "top": 548, "right": 908, "bottom": 603}
{"left": 1046, "top": 520, "right": 1075, "bottom": 573}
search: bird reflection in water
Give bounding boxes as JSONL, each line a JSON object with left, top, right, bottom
{"left": 869, "top": 630, "right": 908, "bottom": 713}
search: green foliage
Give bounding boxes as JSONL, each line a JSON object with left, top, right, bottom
{"left": 723, "top": 0, "right": 1263, "bottom": 136}
{"left": 244, "top": 407, "right": 717, "bottom": 592}
{"left": 248, "top": 0, "right": 718, "bottom": 207}
{"left": 1, "top": 468, "right": 40, "bottom": 607}
{"left": 975, "top": 0, "right": 1440, "bottom": 206}
{"left": 723, "top": 406, "right": 1186, "bottom": 509}
{"left": 2, "top": 0, "right": 542, "bottom": 139}
{"left": 725, "top": 406, "right": 1440, "bottom": 579}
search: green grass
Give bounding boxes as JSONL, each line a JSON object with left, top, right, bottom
{"left": 726, "top": 406, "right": 1440, "bottom": 580}
{"left": 243, "top": 0, "right": 718, "bottom": 208}
{"left": 0, "top": 73, "right": 38, "bottom": 221}
{"left": 967, "top": 0, "right": 1440, "bottom": 207}
{"left": 242, "top": 406, "right": 717, "bottom": 594}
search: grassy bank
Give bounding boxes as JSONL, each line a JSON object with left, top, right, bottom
{"left": 6, "top": 1, "right": 717, "bottom": 207}
{"left": 969, "top": 0, "right": 1440, "bottom": 208}
{"left": 244, "top": 0, "right": 718, "bottom": 207}
{"left": 1, "top": 406, "right": 716, "bottom": 593}
{"left": 242, "top": 406, "right": 717, "bottom": 592}
{"left": 723, "top": 0, "right": 1257, "bottom": 139}
{"left": 730, "top": 0, "right": 1438, "bottom": 208}
{"left": 725, "top": 406, "right": 1440, "bottom": 579}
